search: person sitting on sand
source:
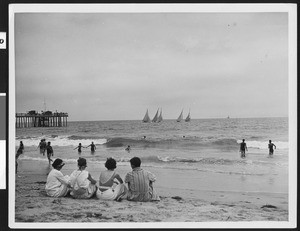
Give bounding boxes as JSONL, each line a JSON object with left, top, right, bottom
{"left": 239, "top": 139, "right": 248, "bottom": 158}
{"left": 45, "top": 158, "right": 71, "bottom": 197}
{"left": 96, "top": 158, "right": 127, "bottom": 201}
{"left": 125, "top": 157, "right": 160, "bottom": 202}
{"left": 74, "top": 143, "right": 84, "bottom": 153}
{"left": 69, "top": 158, "right": 97, "bottom": 199}
{"left": 268, "top": 140, "right": 276, "bottom": 156}
{"left": 86, "top": 142, "right": 96, "bottom": 153}
{"left": 37, "top": 139, "right": 47, "bottom": 156}
{"left": 46, "top": 142, "right": 54, "bottom": 164}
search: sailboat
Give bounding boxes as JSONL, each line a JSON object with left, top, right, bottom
{"left": 176, "top": 110, "right": 183, "bottom": 122}
{"left": 142, "top": 109, "right": 151, "bottom": 123}
{"left": 157, "top": 108, "right": 163, "bottom": 123}
{"left": 185, "top": 110, "right": 191, "bottom": 122}
{"left": 152, "top": 108, "right": 159, "bottom": 122}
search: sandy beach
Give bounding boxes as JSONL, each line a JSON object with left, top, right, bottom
{"left": 13, "top": 158, "right": 288, "bottom": 227}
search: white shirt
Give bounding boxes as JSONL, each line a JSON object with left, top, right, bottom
{"left": 69, "top": 169, "right": 93, "bottom": 192}
{"left": 45, "top": 169, "right": 70, "bottom": 197}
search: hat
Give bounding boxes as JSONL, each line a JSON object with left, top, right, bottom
{"left": 52, "top": 158, "right": 65, "bottom": 168}
{"left": 77, "top": 158, "right": 87, "bottom": 167}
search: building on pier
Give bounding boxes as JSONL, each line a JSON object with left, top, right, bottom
{"left": 16, "top": 110, "right": 68, "bottom": 128}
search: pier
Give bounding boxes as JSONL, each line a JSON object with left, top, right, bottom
{"left": 16, "top": 110, "right": 68, "bottom": 128}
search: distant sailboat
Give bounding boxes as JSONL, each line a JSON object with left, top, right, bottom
{"left": 157, "top": 108, "right": 163, "bottom": 123}
{"left": 176, "top": 110, "right": 183, "bottom": 122}
{"left": 185, "top": 110, "right": 191, "bottom": 122}
{"left": 152, "top": 109, "right": 159, "bottom": 122}
{"left": 142, "top": 109, "right": 151, "bottom": 123}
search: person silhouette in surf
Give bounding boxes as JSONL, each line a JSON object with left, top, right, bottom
{"left": 74, "top": 143, "right": 84, "bottom": 154}
{"left": 37, "top": 139, "right": 47, "bottom": 156}
{"left": 239, "top": 139, "right": 248, "bottom": 158}
{"left": 268, "top": 140, "right": 276, "bottom": 156}
{"left": 125, "top": 145, "right": 131, "bottom": 153}
{"left": 86, "top": 142, "right": 96, "bottom": 153}
{"left": 46, "top": 142, "right": 54, "bottom": 164}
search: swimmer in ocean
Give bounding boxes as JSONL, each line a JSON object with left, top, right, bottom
{"left": 239, "top": 139, "right": 248, "bottom": 158}
{"left": 86, "top": 141, "right": 96, "bottom": 153}
{"left": 125, "top": 145, "right": 131, "bottom": 153}
{"left": 268, "top": 140, "right": 276, "bottom": 156}
{"left": 74, "top": 143, "right": 84, "bottom": 153}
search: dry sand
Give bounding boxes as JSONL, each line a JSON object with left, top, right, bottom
{"left": 14, "top": 159, "right": 288, "bottom": 227}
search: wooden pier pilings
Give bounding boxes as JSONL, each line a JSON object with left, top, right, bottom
{"left": 16, "top": 111, "right": 68, "bottom": 128}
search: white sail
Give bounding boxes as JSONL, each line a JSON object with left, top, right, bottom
{"left": 152, "top": 109, "right": 159, "bottom": 122}
{"left": 142, "top": 109, "right": 151, "bottom": 123}
{"left": 176, "top": 110, "right": 183, "bottom": 122}
{"left": 157, "top": 108, "right": 163, "bottom": 123}
{"left": 185, "top": 111, "right": 191, "bottom": 122}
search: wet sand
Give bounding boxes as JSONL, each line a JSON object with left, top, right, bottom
{"left": 12, "top": 159, "right": 289, "bottom": 228}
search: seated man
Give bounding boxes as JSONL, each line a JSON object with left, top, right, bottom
{"left": 125, "top": 157, "right": 160, "bottom": 202}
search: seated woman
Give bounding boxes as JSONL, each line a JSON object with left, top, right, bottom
{"left": 96, "top": 158, "right": 127, "bottom": 201}
{"left": 69, "top": 157, "right": 97, "bottom": 199}
{"left": 45, "top": 158, "right": 70, "bottom": 197}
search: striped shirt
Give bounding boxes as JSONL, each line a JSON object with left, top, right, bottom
{"left": 125, "top": 167, "right": 157, "bottom": 202}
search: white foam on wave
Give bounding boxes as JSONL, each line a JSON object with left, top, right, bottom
{"left": 16, "top": 136, "right": 107, "bottom": 147}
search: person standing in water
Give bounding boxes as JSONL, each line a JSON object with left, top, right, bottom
{"left": 46, "top": 142, "right": 54, "bottom": 164}
{"left": 37, "top": 139, "right": 47, "bottom": 156}
{"left": 239, "top": 139, "right": 248, "bottom": 158}
{"left": 125, "top": 145, "right": 131, "bottom": 153}
{"left": 18, "top": 141, "right": 24, "bottom": 154}
{"left": 86, "top": 142, "right": 96, "bottom": 153}
{"left": 268, "top": 140, "right": 276, "bottom": 156}
{"left": 74, "top": 143, "right": 84, "bottom": 154}
{"left": 15, "top": 148, "right": 24, "bottom": 174}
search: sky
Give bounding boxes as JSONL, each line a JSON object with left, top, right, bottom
{"left": 14, "top": 10, "right": 289, "bottom": 121}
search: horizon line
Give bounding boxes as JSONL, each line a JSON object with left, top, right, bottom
{"left": 68, "top": 116, "right": 288, "bottom": 123}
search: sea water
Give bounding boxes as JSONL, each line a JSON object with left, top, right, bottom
{"left": 16, "top": 117, "right": 289, "bottom": 195}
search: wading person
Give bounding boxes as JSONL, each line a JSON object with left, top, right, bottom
{"left": 37, "top": 139, "right": 47, "bottom": 155}
{"left": 239, "top": 139, "right": 248, "bottom": 158}
{"left": 74, "top": 143, "right": 84, "bottom": 154}
{"left": 86, "top": 142, "right": 96, "bottom": 153}
{"left": 268, "top": 140, "right": 276, "bottom": 156}
{"left": 46, "top": 142, "right": 54, "bottom": 164}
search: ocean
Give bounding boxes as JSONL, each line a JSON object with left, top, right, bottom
{"left": 16, "top": 117, "right": 289, "bottom": 195}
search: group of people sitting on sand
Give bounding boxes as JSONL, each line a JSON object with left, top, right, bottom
{"left": 45, "top": 156, "right": 160, "bottom": 202}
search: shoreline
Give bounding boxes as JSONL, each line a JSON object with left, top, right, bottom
{"left": 13, "top": 159, "right": 288, "bottom": 226}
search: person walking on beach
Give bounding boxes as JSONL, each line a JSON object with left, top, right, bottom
{"left": 15, "top": 147, "right": 24, "bottom": 174}
{"left": 86, "top": 142, "right": 96, "bottom": 153}
{"left": 69, "top": 157, "right": 97, "bottom": 199}
{"left": 45, "top": 158, "right": 71, "bottom": 197}
{"left": 125, "top": 157, "right": 160, "bottom": 202}
{"left": 96, "top": 157, "right": 127, "bottom": 201}
{"left": 37, "top": 139, "right": 47, "bottom": 155}
{"left": 18, "top": 141, "right": 24, "bottom": 154}
{"left": 46, "top": 142, "right": 54, "bottom": 164}
{"left": 268, "top": 140, "right": 276, "bottom": 156}
{"left": 74, "top": 143, "right": 84, "bottom": 154}
{"left": 239, "top": 139, "right": 248, "bottom": 158}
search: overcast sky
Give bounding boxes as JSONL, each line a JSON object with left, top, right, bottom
{"left": 15, "top": 11, "right": 288, "bottom": 121}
